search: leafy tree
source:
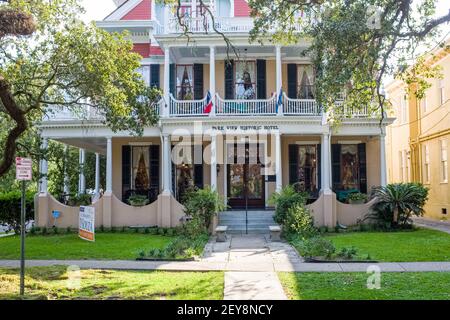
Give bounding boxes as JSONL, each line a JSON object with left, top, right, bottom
{"left": 0, "top": 0, "right": 159, "bottom": 178}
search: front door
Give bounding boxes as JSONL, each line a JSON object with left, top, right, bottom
{"left": 227, "top": 143, "right": 265, "bottom": 209}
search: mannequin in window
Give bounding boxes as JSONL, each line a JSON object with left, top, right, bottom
{"left": 242, "top": 71, "right": 255, "bottom": 100}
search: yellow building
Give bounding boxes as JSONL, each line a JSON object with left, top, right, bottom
{"left": 386, "top": 41, "right": 450, "bottom": 220}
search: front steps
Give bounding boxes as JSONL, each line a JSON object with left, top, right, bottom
{"left": 218, "top": 210, "right": 276, "bottom": 234}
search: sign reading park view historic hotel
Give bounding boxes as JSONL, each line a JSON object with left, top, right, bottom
{"left": 211, "top": 125, "right": 279, "bottom": 132}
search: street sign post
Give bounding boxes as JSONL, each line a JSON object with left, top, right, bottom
{"left": 15, "top": 157, "right": 32, "bottom": 296}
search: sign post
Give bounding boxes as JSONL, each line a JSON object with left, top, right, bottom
{"left": 15, "top": 157, "right": 32, "bottom": 296}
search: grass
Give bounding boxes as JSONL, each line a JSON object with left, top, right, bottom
{"left": 324, "top": 228, "right": 450, "bottom": 262}
{"left": 0, "top": 233, "right": 174, "bottom": 260}
{"left": 279, "top": 272, "right": 450, "bottom": 300}
{"left": 0, "top": 266, "right": 224, "bottom": 300}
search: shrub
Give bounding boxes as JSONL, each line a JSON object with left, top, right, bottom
{"left": 295, "top": 236, "right": 336, "bottom": 259}
{"left": 269, "top": 185, "right": 308, "bottom": 225}
{"left": 347, "top": 192, "right": 368, "bottom": 203}
{"left": 67, "top": 194, "right": 91, "bottom": 206}
{"left": 128, "top": 194, "right": 149, "bottom": 207}
{"left": 336, "top": 247, "right": 358, "bottom": 260}
{"left": 183, "top": 187, "right": 225, "bottom": 232}
{"left": 0, "top": 191, "right": 35, "bottom": 234}
{"left": 284, "top": 203, "right": 317, "bottom": 238}
{"left": 157, "top": 227, "right": 165, "bottom": 236}
{"left": 369, "top": 183, "right": 429, "bottom": 228}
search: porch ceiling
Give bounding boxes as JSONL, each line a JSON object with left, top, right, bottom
{"left": 51, "top": 137, "right": 107, "bottom": 155}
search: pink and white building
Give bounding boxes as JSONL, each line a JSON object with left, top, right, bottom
{"left": 36, "top": 0, "right": 394, "bottom": 232}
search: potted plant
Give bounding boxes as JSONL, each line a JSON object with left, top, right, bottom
{"left": 128, "top": 194, "right": 149, "bottom": 207}
{"left": 347, "top": 192, "right": 368, "bottom": 204}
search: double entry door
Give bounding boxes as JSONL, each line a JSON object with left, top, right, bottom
{"left": 227, "top": 143, "right": 265, "bottom": 209}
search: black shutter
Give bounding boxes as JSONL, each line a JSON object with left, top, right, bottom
{"left": 331, "top": 144, "right": 341, "bottom": 190}
{"left": 225, "top": 60, "right": 234, "bottom": 99}
{"left": 317, "top": 144, "right": 321, "bottom": 191}
{"left": 256, "top": 59, "right": 266, "bottom": 99}
{"left": 287, "top": 64, "right": 297, "bottom": 98}
{"left": 150, "top": 64, "right": 160, "bottom": 89}
{"left": 169, "top": 63, "right": 175, "bottom": 96}
{"left": 358, "top": 143, "right": 367, "bottom": 193}
{"left": 194, "top": 145, "right": 204, "bottom": 189}
{"left": 149, "top": 145, "right": 160, "bottom": 191}
{"left": 288, "top": 144, "right": 299, "bottom": 185}
{"left": 122, "top": 145, "right": 131, "bottom": 198}
{"left": 193, "top": 64, "right": 204, "bottom": 99}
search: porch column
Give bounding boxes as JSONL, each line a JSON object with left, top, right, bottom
{"left": 275, "top": 132, "right": 282, "bottom": 191}
{"left": 321, "top": 133, "right": 332, "bottom": 192}
{"left": 63, "top": 145, "right": 69, "bottom": 195}
{"left": 163, "top": 46, "right": 171, "bottom": 117}
{"left": 78, "top": 148, "right": 86, "bottom": 195}
{"left": 380, "top": 130, "right": 387, "bottom": 186}
{"left": 94, "top": 152, "right": 100, "bottom": 196}
{"left": 40, "top": 137, "right": 48, "bottom": 193}
{"left": 210, "top": 133, "right": 217, "bottom": 190}
{"left": 276, "top": 45, "right": 283, "bottom": 116}
{"left": 209, "top": 45, "right": 216, "bottom": 116}
{"left": 162, "top": 134, "right": 172, "bottom": 194}
{"left": 106, "top": 137, "right": 112, "bottom": 193}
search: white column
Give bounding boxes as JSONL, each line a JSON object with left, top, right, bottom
{"left": 380, "top": 132, "right": 387, "bottom": 186}
{"left": 162, "top": 134, "right": 172, "bottom": 194}
{"left": 209, "top": 45, "right": 216, "bottom": 116}
{"left": 275, "top": 132, "right": 282, "bottom": 192}
{"left": 321, "top": 133, "right": 332, "bottom": 192}
{"left": 63, "top": 145, "right": 69, "bottom": 195}
{"left": 78, "top": 148, "right": 86, "bottom": 195}
{"left": 106, "top": 138, "right": 112, "bottom": 193}
{"left": 40, "top": 138, "right": 48, "bottom": 193}
{"left": 94, "top": 152, "right": 100, "bottom": 196}
{"left": 163, "top": 46, "right": 171, "bottom": 117}
{"left": 192, "top": 0, "right": 197, "bottom": 18}
{"left": 276, "top": 45, "right": 283, "bottom": 116}
{"left": 210, "top": 133, "right": 217, "bottom": 190}
{"left": 223, "top": 139, "right": 227, "bottom": 206}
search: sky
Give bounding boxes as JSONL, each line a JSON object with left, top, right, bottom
{"left": 81, "top": 0, "right": 116, "bottom": 23}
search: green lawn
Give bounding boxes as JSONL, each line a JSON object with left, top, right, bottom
{"left": 325, "top": 228, "right": 450, "bottom": 262}
{"left": 279, "top": 272, "right": 450, "bottom": 300}
{"left": 0, "top": 233, "right": 174, "bottom": 260}
{"left": 0, "top": 266, "right": 224, "bottom": 300}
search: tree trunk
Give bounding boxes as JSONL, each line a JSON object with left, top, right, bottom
{"left": 0, "top": 76, "right": 29, "bottom": 176}
{"left": 393, "top": 206, "right": 399, "bottom": 224}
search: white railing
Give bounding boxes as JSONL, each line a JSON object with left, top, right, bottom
{"left": 43, "top": 106, "right": 104, "bottom": 121}
{"left": 169, "top": 94, "right": 208, "bottom": 116}
{"left": 282, "top": 93, "right": 320, "bottom": 115}
{"left": 167, "top": 16, "right": 255, "bottom": 34}
{"left": 215, "top": 94, "right": 277, "bottom": 116}
{"left": 155, "top": 98, "right": 165, "bottom": 115}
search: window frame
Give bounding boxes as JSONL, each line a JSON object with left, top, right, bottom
{"left": 176, "top": 64, "right": 195, "bottom": 100}
{"left": 440, "top": 139, "right": 448, "bottom": 183}
{"left": 234, "top": 60, "right": 257, "bottom": 100}
{"left": 423, "top": 144, "right": 431, "bottom": 184}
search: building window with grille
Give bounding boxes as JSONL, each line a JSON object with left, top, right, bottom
{"left": 441, "top": 139, "right": 448, "bottom": 183}
{"left": 401, "top": 94, "right": 408, "bottom": 123}
{"left": 421, "top": 96, "right": 428, "bottom": 113}
{"left": 405, "top": 150, "right": 410, "bottom": 182}
{"left": 423, "top": 144, "right": 431, "bottom": 184}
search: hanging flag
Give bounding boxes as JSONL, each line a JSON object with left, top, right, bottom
{"left": 204, "top": 91, "right": 213, "bottom": 114}
{"left": 276, "top": 89, "right": 283, "bottom": 113}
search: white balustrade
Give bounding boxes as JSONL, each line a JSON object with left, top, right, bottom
{"left": 282, "top": 93, "right": 319, "bottom": 115}
{"left": 169, "top": 94, "right": 208, "bottom": 117}
{"left": 215, "top": 94, "right": 277, "bottom": 116}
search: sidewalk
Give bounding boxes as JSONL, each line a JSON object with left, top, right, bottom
{"left": 413, "top": 217, "right": 450, "bottom": 234}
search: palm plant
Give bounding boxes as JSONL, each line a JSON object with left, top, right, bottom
{"left": 369, "top": 183, "right": 429, "bottom": 227}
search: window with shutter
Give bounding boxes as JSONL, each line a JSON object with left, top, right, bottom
{"left": 225, "top": 60, "right": 234, "bottom": 99}
{"left": 122, "top": 145, "right": 131, "bottom": 199}
{"left": 358, "top": 143, "right": 367, "bottom": 193}
{"left": 256, "top": 59, "right": 266, "bottom": 99}
{"left": 193, "top": 64, "right": 204, "bottom": 99}
{"left": 287, "top": 64, "right": 297, "bottom": 98}
{"left": 150, "top": 65, "right": 160, "bottom": 89}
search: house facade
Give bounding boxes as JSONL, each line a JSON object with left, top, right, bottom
{"left": 386, "top": 41, "right": 450, "bottom": 220}
{"left": 35, "top": 0, "right": 393, "bottom": 229}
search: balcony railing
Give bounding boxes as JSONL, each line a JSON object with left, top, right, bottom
{"left": 43, "top": 106, "right": 104, "bottom": 121}
{"left": 282, "top": 93, "right": 319, "bottom": 115}
{"left": 216, "top": 94, "right": 277, "bottom": 116}
{"left": 169, "top": 94, "right": 207, "bottom": 117}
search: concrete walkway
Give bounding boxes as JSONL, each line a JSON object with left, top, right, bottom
{"left": 413, "top": 217, "right": 450, "bottom": 234}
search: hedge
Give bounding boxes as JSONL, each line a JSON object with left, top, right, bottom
{"left": 0, "top": 191, "right": 35, "bottom": 234}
